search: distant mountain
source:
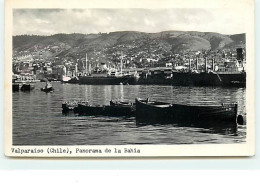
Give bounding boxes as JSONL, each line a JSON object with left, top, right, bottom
{"left": 13, "top": 31, "right": 246, "bottom": 59}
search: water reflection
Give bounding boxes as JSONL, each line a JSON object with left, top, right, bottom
{"left": 13, "top": 82, "right": 246, "bottom": 145}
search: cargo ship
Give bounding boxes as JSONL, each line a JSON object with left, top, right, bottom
{"left": 136, "top": 67, "right": 173, "bottom": 85}
{"left": 171, "top": 48, "right": 246, "bottom": 87}
{"left": 78, "top": 53, "right": 138, "bottom": 85}
{"left": 79, "top": 69, "right": 138, "bottom": 85}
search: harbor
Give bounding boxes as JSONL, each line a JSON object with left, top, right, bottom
{"left": 12, "top": 83, "right": 246, "bottom": 145}
{"left": 12, "top": 46, "right": 247, "bottom": 145}
{"left": 12, "top": 47, "right": 246, "bottom": 89}
{"left": 10, "top": 11, "right": 248, "bottom": 146}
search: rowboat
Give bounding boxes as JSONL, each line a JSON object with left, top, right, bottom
{"left": 41, "top": 86, "right": 54, "bottom": 93}
{"left": 77, "top": 100, "right": 135, "bottom": 117}
{"left": 135, "top": 98, "right": 238, "bottom": 126}
{"left": 77, "top": 103, "right": 104, "bottom": 116}
{"left": 62, "top": 100, "right": 85, "bottom": 114}
{"left": 105, "top": 100, "right": 135, "bottom": 116}
{"left": 110, "top": 100, "right": 135, "bottom": 107}
{"left": 41, "top": 80, "right": 54, "bottom": 93}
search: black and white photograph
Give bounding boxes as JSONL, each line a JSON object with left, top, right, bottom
{"left": 4, "top": 0, "right": 255, "bottom": 157}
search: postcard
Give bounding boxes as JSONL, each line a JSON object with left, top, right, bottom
{"left": 4, "top": 0, "right": 255, "bottom": 157}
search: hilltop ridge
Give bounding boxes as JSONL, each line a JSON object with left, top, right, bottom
{"left": 13, "top": 31, "right": 246, "bottom": 63}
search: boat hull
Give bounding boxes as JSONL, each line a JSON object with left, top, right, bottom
{"left": 77, "top": 103, "right": 135, "bottom": 117}
{"left": 62, "top": 102, "right": 79, "bottom": 114}
{"left": 79, "top": 76, "right": 138, "bottom": 85}
{"left": 78, "top": 104, "right": 104, "bottom": 116}
{"left": 135, "top": 99, "right": 173, "bottom": 124}
{"left": 171, "top": 72, "right": 246, "bottom": 87}
{"left": 20, "top": 84, "right": 35, "bottom": 91}
{"left": 41, "top": 87, "right": 54, "bottom": 93}
{"left": 135, "top": 99, "right": 238, "bottom": 126}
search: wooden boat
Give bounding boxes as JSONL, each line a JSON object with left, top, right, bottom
{"left": 102, "top": 105, "right": 134, "bottom": 117}
{"left": 41, "top": 81, "right": 54, "bottom": 92}
{"left": 110, "top": 100, "right": 135, "bottom": 107}
{"left": 62, "top": 101, "right": 76, "bottom": 113}
{"left": 107, "top": 100, "right": 135, "bottom": 116}
{"left": 77, "top": 100, "right": 135, "bottom": 117}
{"left": 20, "top": 84, "right": 35, "bottom": 91}
{"left": 77, "top": 103, "right": 105, "bottom": 116}
{"left": 41, "top": 86, "right": 54, "bottom": 93}
{"left": 135, "top": 98, "right": 238, "bottom": 126}
{"left": 62, "top": 100, "right": 87, "bottom": 114}
{"left": 103, "top": 100, "right": 134, "bottom": 117}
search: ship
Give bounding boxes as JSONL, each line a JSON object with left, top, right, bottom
{"left": 78, "top": 69, "right": 138, "bottom": 85}
{"left": 136, "top": 67, "right": 173, "bottom": 85}
{"left": 171, "top": 48, "right": 246, "bottom": 87}
{"left": 78, "top": 53, "right": 139, "bottom": 85}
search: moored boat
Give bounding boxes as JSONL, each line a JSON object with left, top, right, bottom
{"left": 135, "top": 98, "right": 173, "bottom": 124}
{"left": 62, "top": 100, "right": 85, "bottom": 114}
{"left": 77, "top": 100, "right": 135, "bottom": 117}
{"left": 77, "top": 103, "right": 105, "bottom": 116}
{"left": 105, "top": 99, "right": 135, "bottom": 116}
{"left": 20, "top": 84, "right": 35, "bottom": 91}
{"left": 135, "top": 98, "right": 238, "bottom": 126}
{"left": 103, "top": 105, "right": 135, "bottom": 117}
{"left": 110, "top": 100, "right": 135, "bottom": 107}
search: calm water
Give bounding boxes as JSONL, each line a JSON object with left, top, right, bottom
{"left": 12, "top": 83, "right": 246, "bottom": 145}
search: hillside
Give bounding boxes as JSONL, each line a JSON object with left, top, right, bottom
{"left": 13, "top": 31, "right": 246, "bottom": 61}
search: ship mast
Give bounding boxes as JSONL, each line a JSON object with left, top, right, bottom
{"left": 75, "top": 61, "right": 78, "bottom": 77}
{"left": 85, "top": 53, "right": 88, "bottom": 75}
{"left": 188, "top": 57, "right": 191, "bottom": 72}
{"left": 121, "top": 57, "right": 123, "bottom": 75}
{"left": 120, "top": 52, "right": 123, "bottom": 75}
{"left": 205, "top": 57, "right": 208, "bottom": 72}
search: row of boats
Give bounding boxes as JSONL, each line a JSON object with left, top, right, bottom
{"left": 62, "top": 98, "right": 244, "bottom": 127}
{"left": 12, "top": 82, "right": 54, "bottom": 93}
{"left": 13, "top": 83, "right": 35, "bottom": 92}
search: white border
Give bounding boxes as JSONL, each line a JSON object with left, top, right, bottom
{"left": 4, "top": 0, "right": 255, "bottom": 157}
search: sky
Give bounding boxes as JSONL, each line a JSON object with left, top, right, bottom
{"left": 13, "top": 9, "right": 246, "bottom": 35}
